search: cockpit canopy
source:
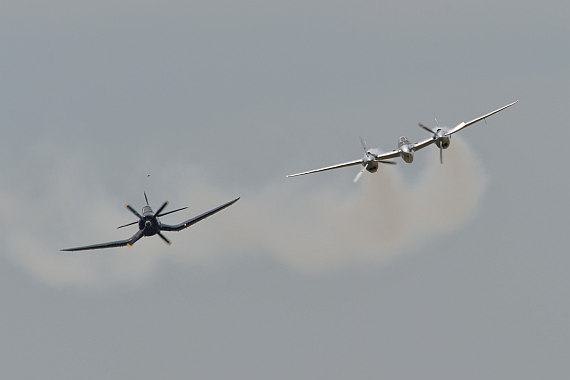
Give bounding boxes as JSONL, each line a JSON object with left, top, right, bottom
{"left": 398, "top": 136, "right": 410, "bottom": 147}
{"left": 142, "top": 205, "right": 153, "bottom": 216}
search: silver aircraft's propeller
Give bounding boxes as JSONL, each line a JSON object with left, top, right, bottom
{"left": 359, "top": 136, "right": 368, "bottom": 152}
{"left": 353, "top": 167, "right": 366, "bottom": 183}
{"left": 418, "top": 123, "right": 445, "bottom": 164}
{"left": 418, "top": 122, "right": 437, "bottom": 135}
{"left": 354, "top": 137, "right": 373, "bottom": 183}
{"left": 353, "top": 137, "right": 396, "bottom": 183}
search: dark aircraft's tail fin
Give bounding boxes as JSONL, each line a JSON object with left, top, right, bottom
{"left": 144, "top": 192, "right": 150, "bottom": 205}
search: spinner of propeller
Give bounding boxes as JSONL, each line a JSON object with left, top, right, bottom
{"left": 118, "top": 193, "right": 189, "bottom": 245}
{"left": 418, "top": 123, "right": 448, "bottom": 164}
{"left": 353, "top": 137, "right": 396, "bottom": 183}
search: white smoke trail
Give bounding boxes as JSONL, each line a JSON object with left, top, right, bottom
{"left": 219, "top": 136, "right": 486, "bottom": 273}
{"left": 0, "top": 137, "right": 485, "bottom": 288}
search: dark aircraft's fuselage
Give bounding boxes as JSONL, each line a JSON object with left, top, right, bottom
{"left": 140, "top": 206, "right": 160, "bottom": 236}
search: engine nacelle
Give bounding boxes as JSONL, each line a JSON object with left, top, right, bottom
{"left": 432, "top": 129, "right": 450, "bottom": 149}
{"left": 365, "top": 161, "right": 378, "bottom": 173}
{"left": 439, "top": 135, "right": 451, "bottom": 149}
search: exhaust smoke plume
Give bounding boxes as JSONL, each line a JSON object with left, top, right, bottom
{"left": 0, "top": 137, "right": 485, "bottom": 288}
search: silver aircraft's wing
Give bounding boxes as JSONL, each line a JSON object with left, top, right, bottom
{"left": 372, "top": 150, "right": 401, "bottom": 161}
{"left": 286, "top": 159, "right": 363, "bottom": 178}
{"left": 446, "top": 100, "right": 518, "bottom": 136}
{"left": 160, "top": 197, "right": 240, "bottom": 232}
{"left": 61, "top": 229, "right": 145, "bottom": 252}
{"left": 412, "top": 137, "right": 436, "bottom": 151}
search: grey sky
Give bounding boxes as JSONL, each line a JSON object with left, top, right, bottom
{"left": 1, "top": 0, "right": 569, "bottom": 378}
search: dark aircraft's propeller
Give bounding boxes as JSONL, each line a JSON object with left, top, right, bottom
{"left": 156, "top": 206, "right": 188, "bottom": 218}
{"left": 125, "top": 203, "right": 143, "bottom": 219}
{"left": 157, "top": 232, "right": 172, "bottom": 245}
{"left": 419, "top": 123, "right": 445, "bottom": 164}
{"left": 117, "top": 220, "right": 138, "bottom": 229}
{"left": 118, "top": 195, "right": 188, "bottom": 230}
{"left": 154, "top": 201, "right": 169, "bottom": 217}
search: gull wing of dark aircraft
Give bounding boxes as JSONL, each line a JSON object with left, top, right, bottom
{"left": 160, "top": 197, "right": 240, "bottom": 232}
{"left": 60, "top": 230, "right": 145, "bottom": 252}
{"left": 61, "top": 194, "right": 239, "bottom": 252}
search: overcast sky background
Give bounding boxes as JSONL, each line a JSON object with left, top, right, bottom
{"left": 1, "top": 0, "right": 569, "bottom": 378}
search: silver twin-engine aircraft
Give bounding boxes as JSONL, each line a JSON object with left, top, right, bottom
{"left": 286, "top": 100, "right": 518, "bottom": 181}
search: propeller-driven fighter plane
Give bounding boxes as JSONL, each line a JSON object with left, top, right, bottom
{"left": 286, "top": 100, "right": 518, "bottom": 180}
{"left": 61, "top": 193, "right": 239, "bottom": 251}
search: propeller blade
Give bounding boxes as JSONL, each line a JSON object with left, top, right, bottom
{"left": 157, "top": 232, "right": 172, "bottom": 245}
{"left": 418, "top": 123, "right": 437, "bottom": 135}
{"left": 359, "top": 136, "right": 368, "bottom": 152}
{"left": 378, "top": 160, "right": 396, "bottom": 165}
{"left": 353, "top": 167, "right": 365, "bottom": 183}
{"left": 153, "top": 201, "right": 169, "bottom": 217}
{"left": 125, "top": 203, "right": 143, "bottom": 220}
{"left": 157, "top": 206, "right": 188, "bottom": 218}
{"left": 144, "top": 192, "right": 149, "bottom": 206}
{"left": 117, "top": 220, "right": 139, "bottom": 229}
{"left": 439, "top": 146, "right": 443, "bottom": 164}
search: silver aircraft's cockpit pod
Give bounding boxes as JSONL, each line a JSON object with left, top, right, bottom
{"left": 398, "top": 136, "right": 410, "bottom": 148}
{"left": 142, "top": 205, "right": 153, "bottom": 217}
